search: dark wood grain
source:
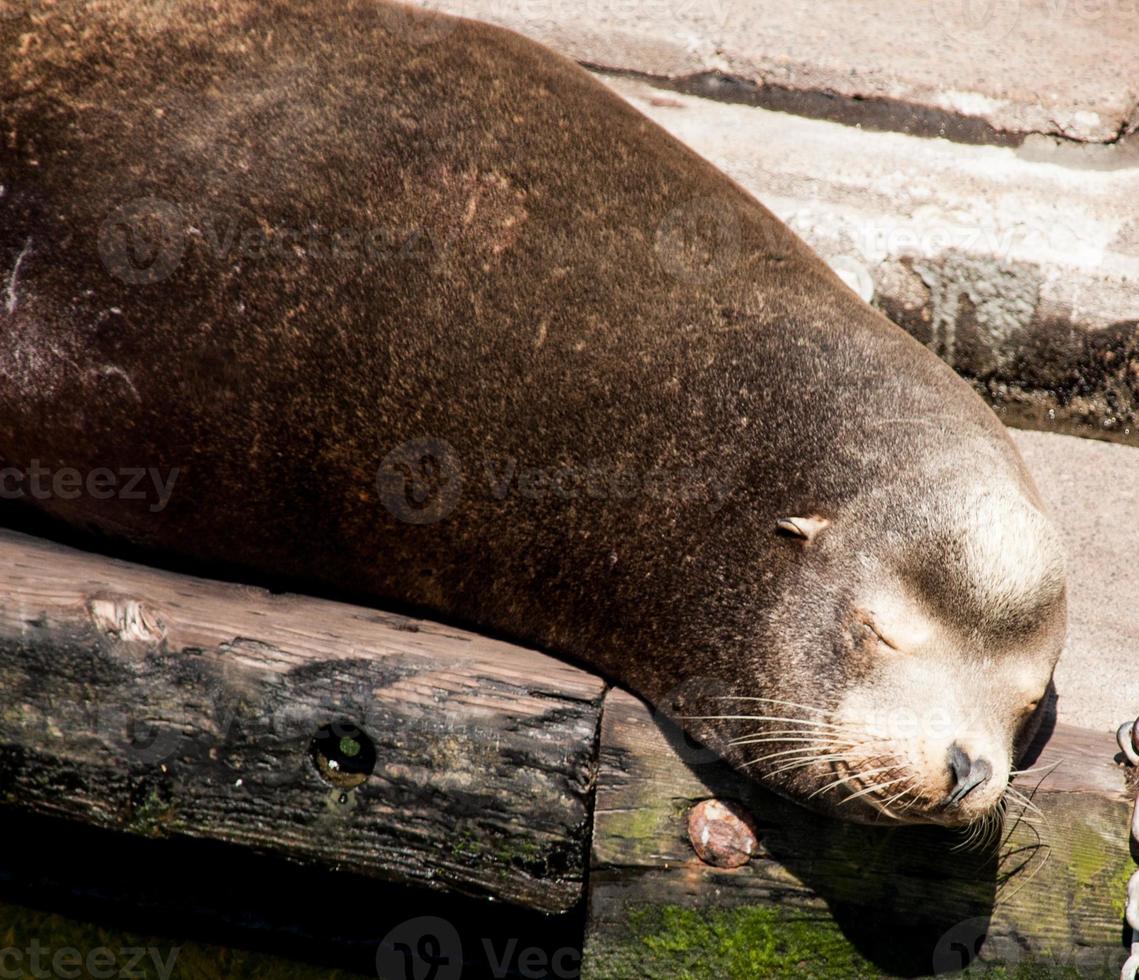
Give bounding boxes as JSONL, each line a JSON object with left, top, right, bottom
{"left": 0, "top": 528, "right": 607, "bottom": 913}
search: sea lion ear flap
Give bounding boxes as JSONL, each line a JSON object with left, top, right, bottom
{"left": 775, "top": 516, "right": 829, "bottom": 544}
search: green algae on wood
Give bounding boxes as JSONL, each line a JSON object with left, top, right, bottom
{"left": 583, "top": 903, "right": 881, "bottom": 979}
{"left": 583, "top": 689, "right": 1134, "bottom": 978}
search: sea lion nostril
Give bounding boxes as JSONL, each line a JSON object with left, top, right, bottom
{"left": 1, "top": 0, "right": 1069, "bottom": 831}
{"left": 945, "top": 742, "right": 992, "bottom": 806}
{"left": 948, "top": 743, "right": 970, "bottom": 783}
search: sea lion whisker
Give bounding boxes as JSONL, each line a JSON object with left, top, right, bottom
{"left": 731, "top": 739, "right": 853, "bottom": 752}
{"left": 998, "top": 844, "right": 1053, "bottom": 904}
{"left": 875, "top": 782, "right": 917, "bottom": 820}
{"left": 760, "top": 753, "right": 853, "bottom": 775}
{"left": 955, "top": 802, "right": 1009, "bottom": 853}
{"left": 1001, "top": 843, "right": 1049, "bottom": 864}
{"left": 837, "top": 776, "right": 909, "bottom": 806}
{"left": 1003, "top": 772, "right": 1052, "bottom": 841}
{"left": 713, "top": 696, "right": 833, "bottom": 716}
{"left": 728, "top": 731, "right": 856, "bottom": 747}
{"left": 996, "top": 830, "right": 1050, "bottom": 889}
{"left": 741, "top": 747, "right": 853, "bottom": 769}
{"left": 982, "top": 809, "right": 1004, "bottom": 850}
{"left": 1003, "top": 785, "right": 1043, "bottom": 818}
{"left": 880, "top": 782, "right": 915, "bottom": 809}
{"left": 1001, "top": 806, "right": 1044, "bottom": 840}
{"left": 1009, "top": 760, "right": 1062, "bottom": 778}
{"left": 952, "top": 818, "right": 985, "bottom": 852}
{"left": 1016, "top": 766, "right": 1057, "bottom": 801}
{"left": 680, "top": 713, "right": 848, "bottom": 730}
{"left": 806, "top": 766, "right": 894, "bottom": 800}
{"left": 898, "top": 788, "right": 927, "bottom": 814}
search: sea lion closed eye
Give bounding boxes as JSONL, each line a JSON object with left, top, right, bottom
{"left": 0, "top": 0, "right": 1066, "bottom": 829}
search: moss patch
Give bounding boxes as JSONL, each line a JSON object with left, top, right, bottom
{"left": 585, "top": 904, "right": 881, "bottom": 979}
{"left": 583, "top": 901, "right": 1124, "bottom": 979}
{"left": 959, "top": 964, "right": 1088, "bottom": 979}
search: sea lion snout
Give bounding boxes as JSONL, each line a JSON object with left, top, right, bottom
{"left": 1, "top": 0, "right": 1072, "bottom": 837}
{"left": 944, "top": 743, "right": 993, "bottom": 808}
{"left": 725, "top": 488, "right": 1066, "bottom": 833}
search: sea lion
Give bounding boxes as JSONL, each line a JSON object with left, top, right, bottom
{"left": 0, "top": 0, "right": 1066, "bottom": 828}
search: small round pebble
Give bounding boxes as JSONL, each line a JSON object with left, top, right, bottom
{"left": 687, "top": 798, "right": 759, "bottom": 868}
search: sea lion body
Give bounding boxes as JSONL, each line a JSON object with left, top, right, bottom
{"left": 0, "top": 1, "right": 1065, "bottom": 825}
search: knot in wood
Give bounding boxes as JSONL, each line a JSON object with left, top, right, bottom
{"left": 87, "top": 595, "right": 166, "bottom": 644}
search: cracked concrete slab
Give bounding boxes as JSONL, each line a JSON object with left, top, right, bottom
{"left": 407, "top": 4, "right": 1139, "bottom": 439}
{"left": 1012, "top": 429, "right": 1139, "bottom": 733}
{"left": 416, "top": 0, "right": 1139, "bottom": 145}
{"left": 602, "top": 76, "right": 1139, "bottom": 444}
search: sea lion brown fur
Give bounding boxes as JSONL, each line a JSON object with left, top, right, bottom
{"left": 0, "top": 0, "right": 1067, "bottom": 827}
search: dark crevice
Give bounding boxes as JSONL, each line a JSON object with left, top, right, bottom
{"left": 588, "top": 65, "right": 1139, "bottom": 163}
{"left": 578, "top": 682, "right": 612, "bottom": 945}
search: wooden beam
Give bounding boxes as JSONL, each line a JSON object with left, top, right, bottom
{"left": 2, "top": 521, "right": 1134, "bottom": 972}
{"left": 582, "top": 688, "right": 1133, "bottom": 978}
{"left": 0, "top": 528, "right": 606, "bottom": 914}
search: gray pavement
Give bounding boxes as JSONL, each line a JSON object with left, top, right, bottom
{"left": 409, "top": 2, "right": 1139, "bottom": 440}
{"left": 599, "top": 75, "right": 1139, "bottom": 441}
{"left": 419, "top": 0, "right": 1139, "bottom": 143}
{"left": 1013, "top": 429, "right": 1139, "bottom": 733}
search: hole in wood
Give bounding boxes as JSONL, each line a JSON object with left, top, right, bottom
{"left": 310, "top": 721, "right": 376, "bottom": 790}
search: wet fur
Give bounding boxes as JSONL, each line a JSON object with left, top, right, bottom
{"left": 0, "top": 1, "right": 1066, "bottom": 822}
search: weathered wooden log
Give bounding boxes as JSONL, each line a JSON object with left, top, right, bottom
{"left": 0, "top": 528, "right": 606, "bottom": 914}
{"left": 581, "top": 689, "right": 1133, "bottom": 978}
{"left": 1, "top": 520, "right": 1135, "bottom": 974}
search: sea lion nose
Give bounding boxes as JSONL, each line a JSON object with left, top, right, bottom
{"left": 945, "top": 742, "right": 992, "bottom": 806}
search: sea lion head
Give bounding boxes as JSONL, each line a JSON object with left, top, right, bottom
{"left": 697, "top": 467, "right": 1067, "bottom": 832}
